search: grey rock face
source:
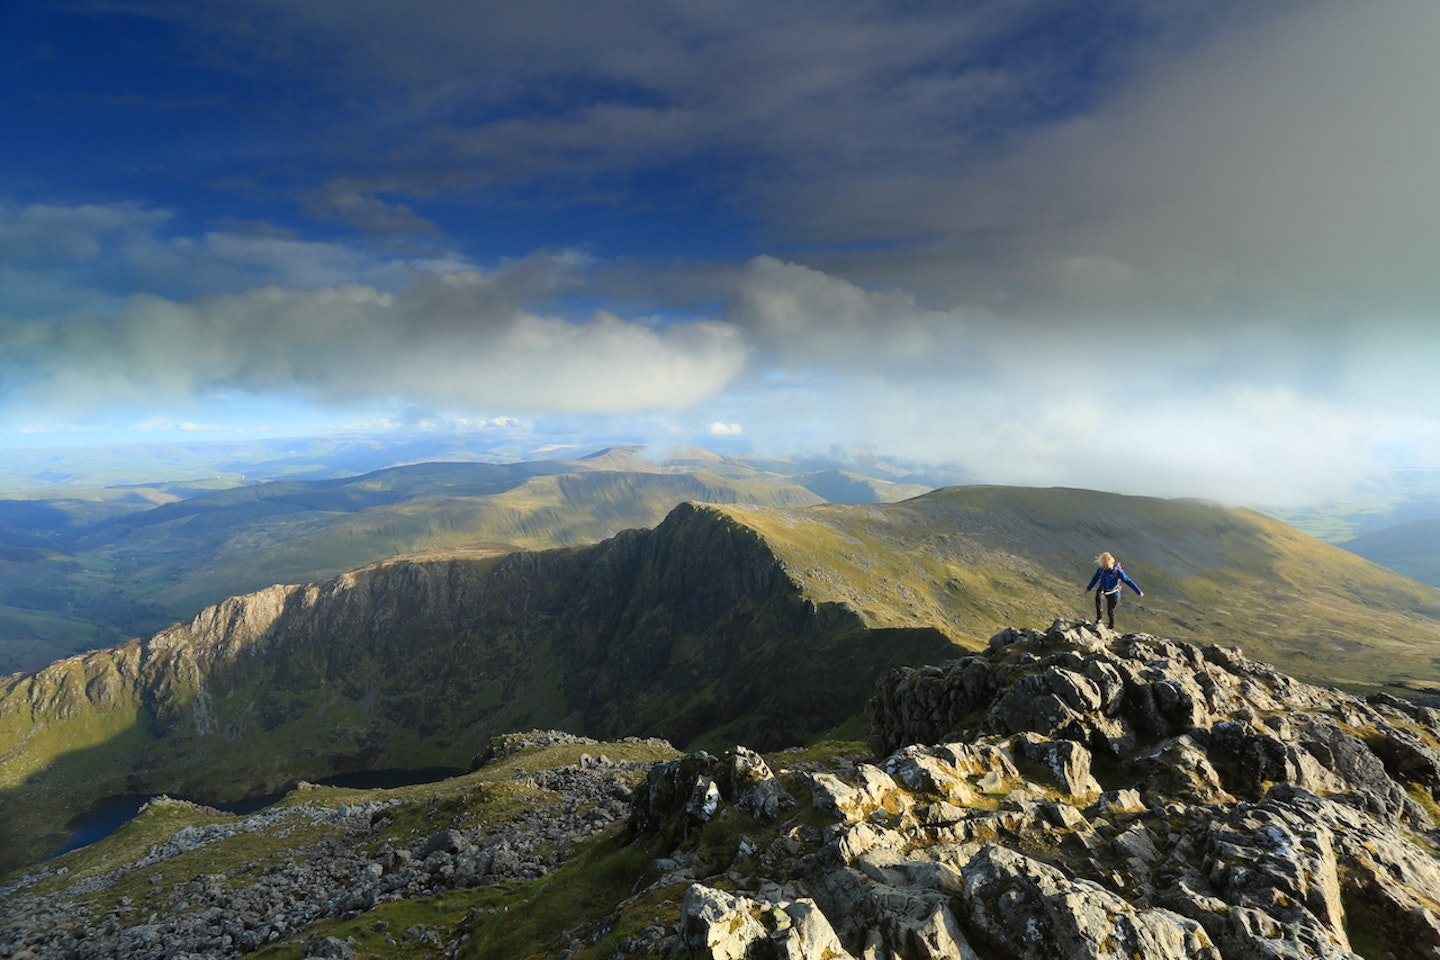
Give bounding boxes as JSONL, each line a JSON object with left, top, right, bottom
{"left": 636, "top": 621, "right": 1440, "bottom": 960}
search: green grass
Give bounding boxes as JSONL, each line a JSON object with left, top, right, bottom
{"left": 458, "top": 838, "right": 656, "bottom": 959}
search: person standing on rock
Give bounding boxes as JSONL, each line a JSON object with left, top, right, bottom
{"left": 1085, "top": 552, "right": 1143, "bottom": 630}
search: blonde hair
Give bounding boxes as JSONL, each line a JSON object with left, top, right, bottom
{"left": 1095, "top": 552, "right": 1115, "bottom": 567}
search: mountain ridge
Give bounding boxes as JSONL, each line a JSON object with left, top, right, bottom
{"left": 0, "top": 500, "right": 954, "bottom": 872}
{"left": 1343, "top": 516, "right": 1440, "bottom": 588}
{"left": 720, "top": 485, "right": 1440, "bottom": 691}
{"left": 0, "top": 449, "right": 936, "bottom": 674}
{"left": 4, "top": 485, "right": 1440, "bottom": 876}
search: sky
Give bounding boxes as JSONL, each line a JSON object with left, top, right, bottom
{"left": 2, "top": 0, "right": 1439, "bottom": 507}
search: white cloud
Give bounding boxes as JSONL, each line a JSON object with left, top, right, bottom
{"left": 708, "top": 421, "right": 743, "bottom": 436}
{"left": 0, "top": 262, "right": 748, "bottom": 419}
{"left": 718, "top": 372, "right": 1400, "bottom": 507}
{"left": 697, "top": 255, "right": 1432, "bottom": 506}
{"left": 724, "top": 256, "right": 986, "bottom": 377}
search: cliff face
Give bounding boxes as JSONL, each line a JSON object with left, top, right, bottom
{"left": 0, "top": 503, "right": 955, "bottom": 872}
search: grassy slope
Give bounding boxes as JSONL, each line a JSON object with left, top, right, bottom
{"left": 720, "top": 486, "right": 1440, "bottom": 695}
{"left": 0, "top": 554, "right": 537, "bottom": 871}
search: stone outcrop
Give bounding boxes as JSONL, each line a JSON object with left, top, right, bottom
{"left": 627, "top": 621, "right": 1440, "bottom": 960}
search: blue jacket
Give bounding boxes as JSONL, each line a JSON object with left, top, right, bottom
{"left": 1087, "top": 564, "right": 1141, "bottom": 595}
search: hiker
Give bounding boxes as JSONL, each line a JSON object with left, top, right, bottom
{"left": 1085, "top": 551, "right": 1143, "bottom": 629}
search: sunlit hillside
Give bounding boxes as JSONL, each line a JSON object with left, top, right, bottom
{"left": 723, "top": 486, "right": 1440, "bottom": 695}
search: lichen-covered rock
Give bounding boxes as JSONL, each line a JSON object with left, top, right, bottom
{"left": 682, "top": 884, "right": 856, "bottom": 960}
{"left": 1004, "top": 732, "right": 1103, "bottom": 799}
{"left": 727, "top": 745, "right": 797, "bottom": 821}
{"left": 808, "top": 764, "right": 906, "bottom": 824}
{"left": 641, "top": 623, "right": 1440, "bottom": 960}
{"left": 960, "top": 844, "right": 1222, "bottom": 959}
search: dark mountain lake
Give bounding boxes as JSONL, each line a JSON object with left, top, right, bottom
{"left": 48, "top": 767, "right": 465, "bottom": 860}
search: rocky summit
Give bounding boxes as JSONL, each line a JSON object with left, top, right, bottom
{"left": 7, "top": 621, "right": 1440, "bottom": 959}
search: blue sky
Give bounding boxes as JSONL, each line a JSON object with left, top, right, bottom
{"left": 2, "top": 1, "right": 1439, "bottom": 506}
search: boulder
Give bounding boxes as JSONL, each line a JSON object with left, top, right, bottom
{"left": 682, "top": 884, "right": 856, "bottom": 960}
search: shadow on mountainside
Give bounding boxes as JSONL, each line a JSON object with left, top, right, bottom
{"left": 0, "top": 504, "right": 957, "bottom": 875}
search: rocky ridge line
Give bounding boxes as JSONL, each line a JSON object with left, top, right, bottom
{"left": 628, "top": 621, "right": 1440, "bottom": 959}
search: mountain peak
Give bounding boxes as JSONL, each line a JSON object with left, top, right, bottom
{"left": 575, "top": 445, "right": 658, "bottom": 468}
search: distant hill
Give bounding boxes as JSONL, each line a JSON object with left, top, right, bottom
{"left": 795, "top": 469, "right": 931, "bottom": 504}
{"left": 4, "top": 485, "right": 1440, "bottom": 872}
{"left": 3, "top": 448, "right": 916, "bottom": 674}
{"left": 66, "top": 459, "right": 824, "bottom": 616}
{"left": 1342, "top": 517, "right": 1440, "bottom": 588}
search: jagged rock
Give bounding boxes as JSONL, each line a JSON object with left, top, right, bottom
{"left": 1095, "top": 787, "right": 1146, "bottom": 816}
{"left": 1134, "top": 734, "right": 1235, "bottom": 805}
{"left": 631, "top": 751, "right": 724, "bottom": 841}
{"left": 884, "top": 745, "right": 979, "bottom": 805}
{"left": 961, "top": 844, "right": 1222, "bottom": 959}
{"left": 421, "top": 828, "right": 472, "bottom": 857}
{"left": 630, "top": 746, "right": 798, "bottom": 852}
{"left": 638, "top": 623, "right": 1440, "bottom": 960}
{"left": 11, "top": 623, "right": 1440, "bottom": 960}
{"left": 682, "top": 884, "right": 855, "bottom": 960}
{"left": 1004, "top": 732, "right": 1103, "bottom": 799}
{"left": 908, "top": 904, "right": 982, "bottom": 960}
{"left": 808, "top": 765, "right": 906, "bottom": 824}
{"left": 303, "top": 935, "right": 357, "bottom": 959}
{"left": 727, "top": 746, "right": 797, "bottom": 822}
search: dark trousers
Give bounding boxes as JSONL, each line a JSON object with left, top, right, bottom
{"left": 1096, "top": 590, "right": 1118, "bottom": 626}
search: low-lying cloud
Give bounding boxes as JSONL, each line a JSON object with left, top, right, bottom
{"left": 0, "top": 264, "right": 747, "bottom": 418}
